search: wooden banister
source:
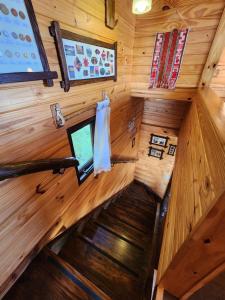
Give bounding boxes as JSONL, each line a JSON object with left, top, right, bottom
{"left": 111, "top": 158, "right": 138, "bottom": 165}
{"left": 0, "top": 157, "right": 138, "bottom": 181}
{"left": 0, "top": 157, "right": 79, "bottom": 181}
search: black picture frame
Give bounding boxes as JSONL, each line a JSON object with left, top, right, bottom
{"left": 148, "top": 146, "right": 164, "bottom": 160}
{"left": 167, "top": 144, "right": 177, "bottom": 156}
{"left": 49, "top": 21, "right": 117, "bottom": 92}
{"left": 0, "top": 0, "right": 58, "bottom": 86}
{"left": 149, "top": 134, "right": 169, "bottom": 148}
{"left": 67, "top": 116, "right": 96, "bottom": 185}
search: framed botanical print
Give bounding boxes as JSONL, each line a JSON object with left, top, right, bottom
{"left": 168, "top": 144, "right": 177, "bottom": 156}
{"left": 148, "top": 147, "right": 164, "bottom": 160}
{"left": 49, "top": 21, "right": 117, "bottom": 92}
{"left": 0, "top": 0, "right": 57, "bottom": 86}
{"left": 149, "top": 134, "right": 169, "bottom": 148}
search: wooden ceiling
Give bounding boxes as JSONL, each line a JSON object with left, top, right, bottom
{"left": 132, "top": 0, "right": 225, "bottom": 98}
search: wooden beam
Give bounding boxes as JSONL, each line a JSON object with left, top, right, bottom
{"left": 181, "top": 260, "right": 225, "bottom": 300}
{"left": 131, "top": 88, "right": 195, "bottom": 102}
{"left": 199, "top": 7, "right": 225, "bottom": 87}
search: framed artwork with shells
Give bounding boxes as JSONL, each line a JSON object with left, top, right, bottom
{"left": 49, "top": 21, "right": 117, "bottom": 92}
{"left": 0, "top": 0, "right": 57, "bottom": 86}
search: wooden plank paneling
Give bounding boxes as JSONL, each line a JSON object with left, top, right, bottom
{"left": 157, "top": 88, "right": 225, "bottom": 298}
{"left": 211, "top": 46, "right": 225, "bottom": 99}
{"left": 199, "top": 8, "right": 225, "bottom": 87}
{"left": 132, "top": 0, "right": 225, "bottom": 93}
{"left": 0, "top": 0, "right": 143, "bottom": 297}
{"left": 134, "top": 98, "right": 189, "bottom": 198}
{"left": 135, "top": 124, "right": 177, "bottom": 198}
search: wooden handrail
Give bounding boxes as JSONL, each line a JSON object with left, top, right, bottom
{"left": 0, "top": 157, "right": 79, "bottom": 181}
{"left": 0, "top": 157, "right": 138, "bottom": 181}
{"left": 111, "top": 158, "right": 138, "bottom": 165}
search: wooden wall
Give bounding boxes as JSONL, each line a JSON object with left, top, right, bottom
{"left": 0, "top": 0, "right": 143, "bottom": 296}
{"left": 157, "top": 88, "right": 225, "bottom": 298}
{"left": 211, "top": 47, "right": 225, "bottom": 100}
{"left": 132, "top": 0, "right": 225, "bottom": 96}
{"left": 134, "top": 99, "right": 189, "bottom": 198}
{"left": 135, "top": 124, "right": 177, "bottom": 198}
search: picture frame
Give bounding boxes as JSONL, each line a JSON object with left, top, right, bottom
{"left": 168, "top": 144, "right": 177, "bottom": 156}
{"left": 0, "top": 0, "right": 58, "bottom": 86}
{"left": 105, "top": 0, "right": 118, "bottom": 29}
{"left": 49, "top": 21, "right": 117, "bottom": 92}
{"left": 149, "top": 134, "right": 169, "bottom": 148}
{"left": 148, "top": 147, "right": 164, "bottom": 160}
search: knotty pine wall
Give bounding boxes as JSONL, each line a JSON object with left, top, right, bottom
{"left": 134, "top": 99, "right": 189, "bottom": 198}
{"left": 131, "top": 0, "right": 224, "bottom": 198}
{"left": 132, "top": 0, "right": 225, "bottom": 95}
{"left": 0, "top": 0, "right": 144, "bottom": 296}
{"left": 157, "top": 88, "right": 225, "bottom": 297}
{"left": 211, "top": 47, "right": 225, "bottom": 100}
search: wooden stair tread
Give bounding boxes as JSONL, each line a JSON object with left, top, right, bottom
{"left": 106, "top": 205, "right": 153, "bottom": 234}
{"left": 111, "top": 201, "right": 156, "bottom": 224}
{"left": 118, "top": 194, "right": 157, "bottom": 211}
{"left": 59, "top": 235, "right": 141, "bottom": 299}
{"left": 4, "top": 251, "right": 109, "bottom": 300}
{"left": 81, "top": 222, "right": 145, "bottom": 274}
{"left": 97, "top": 212, "right": 148, "bottom": 248}
{"left": 117, "top": 198, "right": 156, "bottom": 215}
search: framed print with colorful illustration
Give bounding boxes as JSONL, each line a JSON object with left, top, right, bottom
{"left": 148, "top": 147, "right": 164, "bottom": 160}
{"left": 149, "top": 134, "right": 169, "bottom": 148}
{"left": 50, "top": 21, "right": 117, "bottom": 92}
{"left": 0, "top": 0, "right": 57, "bottom": 86}
{"left": 168, "top": 144, "right": 176, "bottom": 156}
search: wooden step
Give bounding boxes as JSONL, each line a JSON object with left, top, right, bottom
{"left": 59, "top": 234, "right": 141, "bottom": 300}
{"left": 118, "top": 194, "right": 157, "bottom": 212}
{"left": 123, "top": 182, "right": 154, "bottom": 203}
{"left": 106, "top": 205, "right": 153, "bottom": 234}
{"left": 111, "top": 201, "right": 156, "bottom": 225}
{"left": 4, "top": 250, "right": 110, "bottom": 300}
{"left": 97, "top": 212, "right": 149, "bottom": 249}
{"left": 81, "top": 222, "right": 145, "bottom": 275}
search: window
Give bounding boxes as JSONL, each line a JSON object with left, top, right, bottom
{"left": 67, "top": 116, "right": 95, "bottom": 184}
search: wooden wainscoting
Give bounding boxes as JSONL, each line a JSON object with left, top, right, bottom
{"left": 157, "top": 88, "right": 225, "bottom": 298}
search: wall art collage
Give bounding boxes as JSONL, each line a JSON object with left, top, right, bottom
{"left": 148, "top": 134, "right": 176, "bottom": 160}
{"left": 0, "top": 0, "right": 44, "bottom": 73}
{"left": 62, "top": 38, "right": 116, "bottom": 81}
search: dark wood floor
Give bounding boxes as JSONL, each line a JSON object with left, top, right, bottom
{"left": 4, "top": 181, "right": 157, "bottom": 300}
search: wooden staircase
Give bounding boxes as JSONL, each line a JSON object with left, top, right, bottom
{"left": 4, "top": 181, "right": 158, "bottom": 300}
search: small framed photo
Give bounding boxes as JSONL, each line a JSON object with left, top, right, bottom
{"left": 150, "top": 134, "right": 169, "bottom": 148}
{"left": 168, "top": 144, "right": 176, "bottom": 156}
{"left": 148, "top": 147, "right": 164, "bottom": 160}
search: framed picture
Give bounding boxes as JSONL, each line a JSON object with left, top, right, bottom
{"left": 49, "top": 21, "right": 117, "bottom": 92}
{"left": 149, "top": 134, "right": 169, "bottom": 148}
{"left": 148, "top": 147, "right": 164, "bottom": 160}
{"left": 105, "top": 0, "right": 118, "bottom": 29}
{"left": 0, "top": 0, "right": 57, "bottom": 86}
{"left": 168, "top": 144, "right": 177, "bottom": 156}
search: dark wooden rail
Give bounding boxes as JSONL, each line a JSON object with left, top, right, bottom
{"left": 0, "top": 157, "right": 138, "bottom": 181}
{"left": 111, "top": 158, "right": 138, "bottom": 165}
{"left": 0, "top": 157, "right": 79, "bottom": 181}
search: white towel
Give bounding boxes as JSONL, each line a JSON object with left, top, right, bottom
{"left": 94, "top": 97, "right": 111, "bottom": 175}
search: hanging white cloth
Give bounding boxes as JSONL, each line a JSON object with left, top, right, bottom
{"left": 93, "top": 96, "right": 111, "bottom": 176}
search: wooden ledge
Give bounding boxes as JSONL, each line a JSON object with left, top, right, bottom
{"left": 131, "top": 88, "right": 195, "bottom": 102}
